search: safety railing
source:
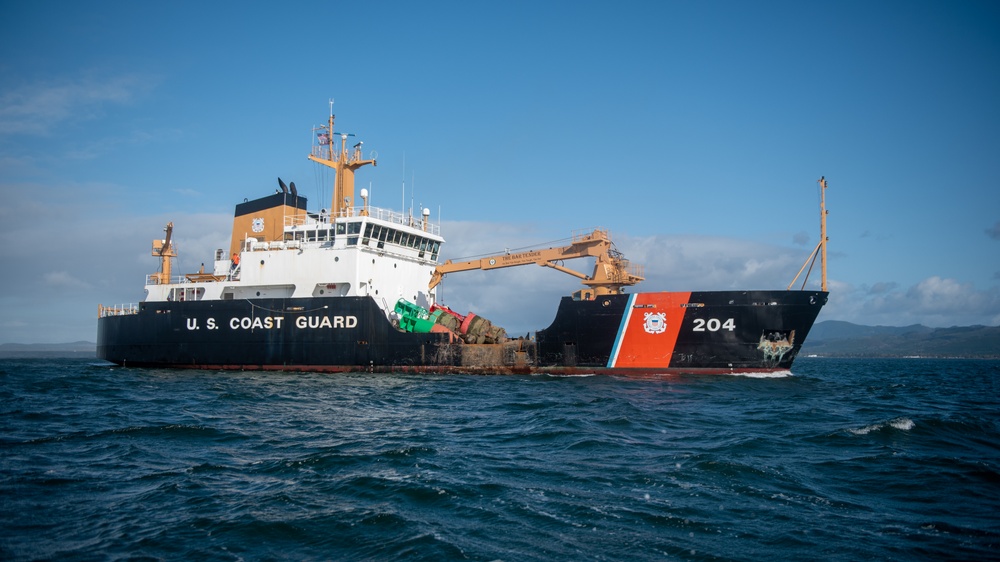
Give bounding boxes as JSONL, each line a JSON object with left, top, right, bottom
{"left": 284, "top": 206, "right": 440, "bottom": 235}
{"left": 145, "top": 273, "right": 238, "bottom": 285}
{"left": 98, "top": 303, "right": 139, "bottom": 318}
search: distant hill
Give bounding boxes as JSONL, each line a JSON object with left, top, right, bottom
{"left": 801, "top": 321, "right": 1000, "bottom": 358}
{"left": 0, "top": 341, "right": 97, "bottom": 358}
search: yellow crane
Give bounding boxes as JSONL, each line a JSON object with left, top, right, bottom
{"left": 429, "top": 228, "right": 644, "bottom": 300}
{"left": 151, "top": 222, "right": 176, "bottom": 285}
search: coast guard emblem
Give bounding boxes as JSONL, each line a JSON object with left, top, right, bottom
{"left": 643, "top": 312, "right": 667, "bottom": 334}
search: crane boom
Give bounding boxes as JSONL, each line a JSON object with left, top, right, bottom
{"left": 151, "top": 222, "right": 176, "bottom": 285}
{"left": 429, "top": 228, "right": 644, "bottom": 299}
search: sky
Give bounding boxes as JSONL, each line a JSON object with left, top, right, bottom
{"left": 1, "top": 0, "right": 999, "bottom": 344}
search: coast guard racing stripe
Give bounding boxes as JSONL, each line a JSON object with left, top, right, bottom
{"left": 607, "top": 292, "right": 691, "bottom": 368}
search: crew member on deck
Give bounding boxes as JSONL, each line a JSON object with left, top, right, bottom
{"left": 230, "top": 252, "right": 240, "bottom": 273}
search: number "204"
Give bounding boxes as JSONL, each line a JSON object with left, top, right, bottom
{"left": 692, "top": 318, "right": 736, "bottom": 332}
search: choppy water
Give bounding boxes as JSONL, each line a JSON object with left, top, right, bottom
{"left": 2, "top": 357, "right": 998, "bottom": 561}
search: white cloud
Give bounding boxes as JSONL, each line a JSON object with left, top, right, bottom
{"left": 867, "top": 281, "right": 898, "bottom": 295}
{"left": 908, "top": 276, "right": 972, "bottom": 312}
{"left": 823, "top": 276, "right": 1000, "bottom": 327}
{"left": 43, "top": 271, "right": 93, "bottom": 290}
{"left": 0, "top": 73, "right": 154, "bottom": 136}
{"left": 621, "top": 233, "right": 810, "bottom": 291}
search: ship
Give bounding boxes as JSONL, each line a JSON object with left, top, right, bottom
{"left": 97, "top": 105, "right": 830, "bottom": 375}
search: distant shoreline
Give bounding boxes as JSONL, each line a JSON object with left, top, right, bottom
{"left": 0, "top": 351, "right": 99, "bottom": 359}
{"left": 0, "top": 342, "right": 97, "bottom": 358}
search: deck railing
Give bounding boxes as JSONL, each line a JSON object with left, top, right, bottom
{"left": 145, "top": 273, "right": 238, "bottom": 285}
{"left": 98, "top": 303, "right": 139, "bottom": 318}
{"left": 284, "top": 206, "right": 440, "bottom": 235}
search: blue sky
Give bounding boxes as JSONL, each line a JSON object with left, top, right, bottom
{"left": 1, "top": 0, "right": 998, "bottom": 343}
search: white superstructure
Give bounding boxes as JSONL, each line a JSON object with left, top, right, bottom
{"left": 143, "top": 202, "right": 442, "bottom": 318}
{"left": 128, "top": 104, "right": 445, "bottom": 322}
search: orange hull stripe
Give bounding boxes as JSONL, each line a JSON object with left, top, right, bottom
{"left": 607, "top": 292, "right": 692, "bottom": 368}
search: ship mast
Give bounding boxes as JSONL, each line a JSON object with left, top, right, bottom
{"left": 308, "top": 102, "right": 377, "bottom": 217}
{"left": 787, "top": 176, "right": 829, "bottom": 292}
{"left": 819, "top": 175, "right": 828, "bottom": 292}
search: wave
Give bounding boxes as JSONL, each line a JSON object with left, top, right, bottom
{"left": 724, "top": 370, "right": 793, "bottom": 379}
{"left": 848, "top": 417, "right": 915, "bottom": 435}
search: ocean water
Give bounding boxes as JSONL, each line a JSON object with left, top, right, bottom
{"left": 1, "top": 358, "right": 998, "bottom": 561}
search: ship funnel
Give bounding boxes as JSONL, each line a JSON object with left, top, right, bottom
{"left": 289, "top": 182, "right": 297, "bottom": 197}
{"left": 278, "top": 177, "right": 289, "bottom": 194}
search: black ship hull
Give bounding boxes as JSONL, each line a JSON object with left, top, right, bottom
{"left": 97, "top": 290, "right": 826, "bottom": 375}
